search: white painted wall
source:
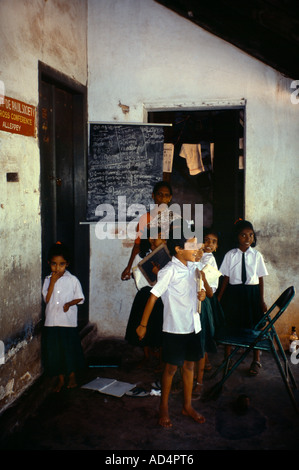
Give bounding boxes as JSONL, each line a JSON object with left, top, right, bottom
{"left": 0, "top": 0, "right": 87, "bottom": 411}
{"left": 88, "top": 0, "right": 299, "bottom": 345}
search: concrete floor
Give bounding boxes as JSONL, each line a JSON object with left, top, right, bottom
{"left": 1, "top": 335, "right": 299, "bottom": 452}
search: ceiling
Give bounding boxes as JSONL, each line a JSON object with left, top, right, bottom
{"left": 155, "top": 0, "right": 299, "bottom": 78}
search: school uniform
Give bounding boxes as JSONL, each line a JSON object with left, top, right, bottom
{"left": 150, "top": 256, "right": 204, "bottom": 366}
{"left": 42, "top": 270, "right": 85, "bottom": 377}
{"left": 219, "top": 247, "right": 268, "bottom": 328}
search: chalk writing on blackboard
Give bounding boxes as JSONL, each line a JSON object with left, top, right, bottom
{"left": 87, "top": 124, "right": 164, "bottom": 221}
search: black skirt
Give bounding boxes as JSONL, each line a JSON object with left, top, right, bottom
{"left": 42, "top": 326, "right": 85, "bottom": 377}
{"left": 220, "top": 284, "right": 263, "bottom": 329}
{"left": 125, "top": 286, "right": 163, "bottom": 348}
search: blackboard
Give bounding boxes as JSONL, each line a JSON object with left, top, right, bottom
{"left": 87, "top": 123, "right": 164, "bottom": 221}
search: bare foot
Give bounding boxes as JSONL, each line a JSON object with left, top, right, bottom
{"left": 159, "top": 405, "right": 172, "bottom": 428}
{"left": 158, "top": 414, "right": 173, "bottom": 428}
{"left": 67, "top": 372, "right": 77, "bottom": 389}
{"left": 54, "top": 375, "right": 64, "bottom": 393}
{"left": 182, "top": 406, "right": 205, "bottom": 424}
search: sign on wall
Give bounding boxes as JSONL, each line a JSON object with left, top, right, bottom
{"left": 0, "top": 96, "right": 36, "bottom": 137}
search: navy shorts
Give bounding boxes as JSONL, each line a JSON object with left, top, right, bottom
{"left": 162, "top": 332, "right": 201, "bottom": 366}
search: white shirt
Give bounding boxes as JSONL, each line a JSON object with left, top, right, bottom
{"left": 220, "top": 247, "right": 268, "bottom": 285}
{"left": 151, "top": 256, "right": 201, "bottom": 334}
{"left": 200, "top": 252, "right": 220, "bottom": 293}
{"left": 42, "top": 270, "right": 85, "bottom": 327}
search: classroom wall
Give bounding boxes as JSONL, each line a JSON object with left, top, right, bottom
{"left": 88, "top": 0, "right": 299, "bottom": 346}
{"left": 0, "top": 0, "right": 87, "bottom": 413}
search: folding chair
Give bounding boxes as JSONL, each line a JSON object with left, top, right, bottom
{"left": 206, "top": 286, "right": 298, "bottom": 412}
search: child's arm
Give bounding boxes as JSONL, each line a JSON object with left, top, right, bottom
{"left": 63, "top": 299, "right": 84, "bottom": 312}
{"left": 136, "top": 293, "right": 158, "bottom": 340}
{"left": 200, "top": 271, "right": 213, "bottom": 298}
{"left": 217, "top": 275, "right": 229, "bottom": 301}
{"left": 259, "top": 277, "right": 267, "bottom": 312}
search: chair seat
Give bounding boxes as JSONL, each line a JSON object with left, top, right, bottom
{"left": 215, "top": 326, "right": 271, "bottom": 351}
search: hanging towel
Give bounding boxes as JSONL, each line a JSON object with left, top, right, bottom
{"left": 179, "top": 143, "right": 204, "bottom": 175}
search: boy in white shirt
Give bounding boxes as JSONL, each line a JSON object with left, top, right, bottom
{"left": 136, "top": 222, "right": 206, "bottom": 428}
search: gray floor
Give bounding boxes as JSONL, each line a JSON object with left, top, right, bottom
{"left": 1, "top": 336, "right": 299, "bottom": 451}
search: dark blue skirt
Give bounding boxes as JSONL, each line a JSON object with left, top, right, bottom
{"left": 220, "top": 284, "right": 263, "bottom": 329}
{"left": 125, "top": 286, "right": 163, "bottom": 348}
{"left": 42, "top": 326, "right": 85, "bottom": 377}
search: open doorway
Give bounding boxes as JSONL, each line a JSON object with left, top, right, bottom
{"left": 38, "top": 62, "right": 89, "bottom": 328}
{"left": 148, "top": 108, "right": 245, "bottom": 265}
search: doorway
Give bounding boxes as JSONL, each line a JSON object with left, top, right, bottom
{"left": 38, "top": 62, "right": 89, "bottom": 327}
{"left": 148, "top": 108, "right": 245, "bottom": 265}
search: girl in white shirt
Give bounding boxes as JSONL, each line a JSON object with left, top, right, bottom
{"left": 192, "top": 229, "right": 226, "bottom": 395}
{"left": 136, "top": 221, "right": 206, "bottom": 428}
{"left": 42, "top": 242, "right": 85, "bottom": 392}
{"left": 218, "top": 220, "right": 268, "bottom": 376}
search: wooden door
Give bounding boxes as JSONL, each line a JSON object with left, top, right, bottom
{"left": 39, "top": 65, "right": 89, "bottom": 327}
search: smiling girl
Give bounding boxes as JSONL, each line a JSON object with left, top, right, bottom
{"left": 217, "top": 219, "right": 268, "bottom": 375}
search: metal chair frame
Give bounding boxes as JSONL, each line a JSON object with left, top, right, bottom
{"left": 207, "top": 286, "right": 298, "bottom": 412}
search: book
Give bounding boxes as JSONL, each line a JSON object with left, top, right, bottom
{"left": 137, "top": 243, "right": 171, "bottom": 286}
{"left": 81, "top": 377, "right": 136, "bottom": 397}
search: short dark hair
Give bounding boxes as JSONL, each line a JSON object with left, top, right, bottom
{"left": 47, "top": 242, "right": 71, "bottom": 263}
{"left": 152, "top": 181, "right": 172, "bottom": 196}
{"left": 167, "top": 219, "right": 192, "bottom": 256}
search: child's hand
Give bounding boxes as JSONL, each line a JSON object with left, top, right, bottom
{"left": 63, "top": 302, "right": 70, "bottom": 312}
{"left": 151, "top": 261, "right": 160, "bottom": 275}
{"left": 136, "top": 324, "right": 146, "bottom": 340}
{"left": 195, "top": 247, "right": 204, "bottom": 262}
{"left": 50, "top": 272, "right": 63, "bottom": 284}
{"left": 197, "top": 289, "right": 206, "bottom": 301}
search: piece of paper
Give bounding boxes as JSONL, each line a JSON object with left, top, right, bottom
{"left": 82, "top": 377, "right": 136, "bottom": 397}
{"left": 193, "top": 312, "right": 202, "bottom": 334}
{"left": 163, "top": 143, "right": 174, "bottom": 173}
{"left": 202, "top": 263, "right": 222, "bottom": 285}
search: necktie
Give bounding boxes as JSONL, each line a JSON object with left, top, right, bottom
{"left": 241, "top": 252, "right": 247, "bottom": 284}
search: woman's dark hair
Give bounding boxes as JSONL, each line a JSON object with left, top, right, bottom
{"left": 47, "top": 242, "right": 71, "bottom": 263}
{"left": 152, "top": 181, "right": 173, "bottom": 196}
{"left": 167, "top": 219, "right": 191, "bottom": 256}
{"left": 233, "top": 219, "right": 257, "bottom": 247}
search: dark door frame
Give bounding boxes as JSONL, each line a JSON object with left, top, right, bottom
{"left": 38, "top": 61, "right": 89, "bottom": 327}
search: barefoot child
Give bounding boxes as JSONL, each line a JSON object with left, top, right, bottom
{"left": 136, "top": 221, "right": 206, "bottom": 428}
{"left": 42, "top": 242, "right": 85, "bottom": 392}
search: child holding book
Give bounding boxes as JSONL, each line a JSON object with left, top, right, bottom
{"left": 136, "top": 221, "right": 206, "bottom": 428}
